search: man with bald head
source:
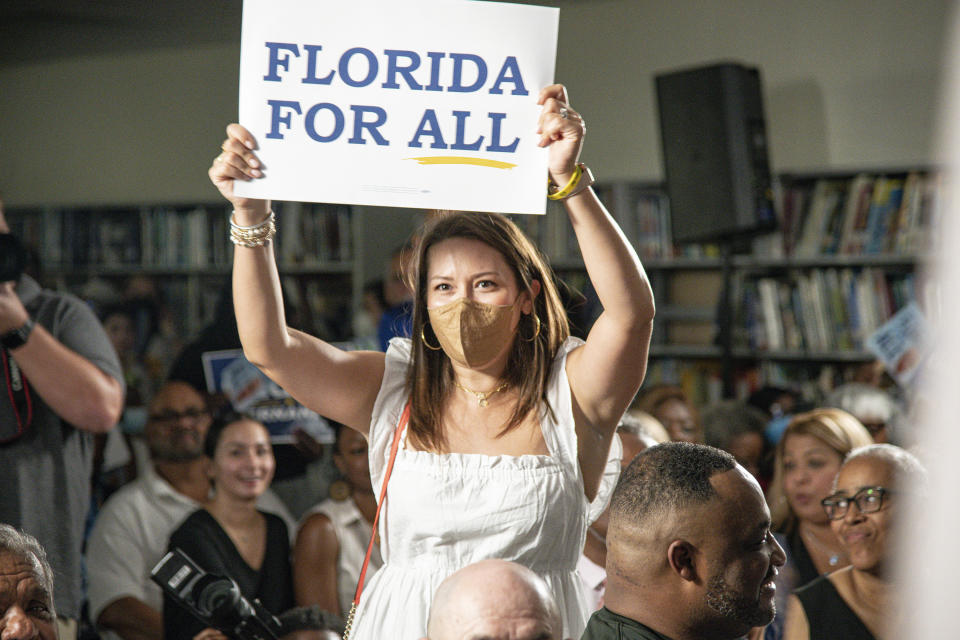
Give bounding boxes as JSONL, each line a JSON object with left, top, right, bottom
{"left": 582, "top": 442, "right": 786, "bottom": 640}
{"left": 423, "top": 559, "right": 566, "bottom": 640}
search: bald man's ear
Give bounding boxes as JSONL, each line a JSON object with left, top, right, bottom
{"left": 667, "top": 540, "right": 698, "bottom": 582}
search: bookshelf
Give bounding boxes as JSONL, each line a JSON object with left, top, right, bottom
{"left": 515, "top": 168, "right": 936, "bottom": 405}
{"left": 5, "top": 201, "right": 363, "bottom": 342}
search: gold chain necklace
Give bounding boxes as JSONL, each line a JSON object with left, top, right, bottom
{"left": 453, "top": 379, "right": 509, "bottom": 407}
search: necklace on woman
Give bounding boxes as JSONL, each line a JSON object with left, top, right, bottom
{"left": 454, "top": 379, "right": 509, "bottom": 407}
{"left": 800, "top": 524, "right": 847, "bottom": 568}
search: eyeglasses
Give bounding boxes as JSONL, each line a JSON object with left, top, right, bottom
{"left": 821, "top": 486, "right": 892, "bottom": 520}
{"left": 148, "top": 408, "right": 209, "bottom": 424}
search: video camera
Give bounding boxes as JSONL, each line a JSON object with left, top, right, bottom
{"left": 150, "top": 548, "right": 281, "bottom": 640}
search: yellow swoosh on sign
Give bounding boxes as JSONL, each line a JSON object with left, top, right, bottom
{"left": 407, "top": 156, "right": 517, "bottom": 169}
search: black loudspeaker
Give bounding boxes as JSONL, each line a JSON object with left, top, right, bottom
{"left": 655, "top": 62, "right": 776, "bottom": 243}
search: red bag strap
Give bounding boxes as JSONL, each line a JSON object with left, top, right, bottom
{"left": 352, "top": 401, "right": 410, "bottom": 605}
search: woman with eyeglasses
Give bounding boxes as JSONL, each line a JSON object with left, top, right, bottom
{"left": 762, "top": 408, "right": 873, "bottom": 640}
{"left": 783, "top": 443, "right": 925, "bottom": 639}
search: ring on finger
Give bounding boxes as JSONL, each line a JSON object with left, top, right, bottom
{"left": 559, "top": 107, "right": 570, "bottom": 120}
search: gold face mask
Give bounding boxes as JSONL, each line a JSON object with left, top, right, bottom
{"left": 427, "top": 297, "right": 518, "bottom": 367}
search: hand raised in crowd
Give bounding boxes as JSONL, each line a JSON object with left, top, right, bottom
{"left": 536, "top": 84, "right": 585, "bottom": 185}
{"left": 208, "top": 123, "right": 269, "bottom": 223}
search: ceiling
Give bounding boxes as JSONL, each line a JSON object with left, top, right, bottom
{"left": 0, "top": 0, "right": 243, "bottom": 67}
{"left": 0, "top": 0, "right": 567, "bottom": 68}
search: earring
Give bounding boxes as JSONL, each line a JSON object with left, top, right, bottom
{"left": 420, "top": 323, "right": 442, "bottom": 350}
{"left": 523, "top": 313, "right": 541, "bottom": 342}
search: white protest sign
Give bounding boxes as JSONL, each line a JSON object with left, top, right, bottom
{"left": 233, "top": 0, "right": 559, "bottom": 215}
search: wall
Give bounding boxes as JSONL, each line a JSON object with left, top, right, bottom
{"left": 0, "top": 0, "right": 952, "bottom": 205}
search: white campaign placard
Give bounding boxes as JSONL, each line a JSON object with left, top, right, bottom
{"left": 233, "top": 0, "right": 559, "bottom": 215}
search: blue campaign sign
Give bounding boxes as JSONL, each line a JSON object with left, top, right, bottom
{"left": 201, "top": 348, "right": 334, "bottom": 444}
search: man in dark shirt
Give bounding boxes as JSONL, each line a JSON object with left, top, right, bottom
{"left": 582, "top": 443, "right": 786, "bottom": 640}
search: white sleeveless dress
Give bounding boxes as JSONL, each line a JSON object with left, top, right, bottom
{"left": 348, "top": 336, "right": 622, "bottom": 639}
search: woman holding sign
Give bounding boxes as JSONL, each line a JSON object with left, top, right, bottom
{"left": 208, "top": 84, "right": 654, "bottom": 639}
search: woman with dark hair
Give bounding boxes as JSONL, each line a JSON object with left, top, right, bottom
{"left": 208, "top": 84, "right": 655, "bottom": 638}
{"left": 293, "top": 423, "right": 380, "bottom": 616}
{"left": 163, "top": 412, "right": 294, "bottom": 640}
{"left": 636, "top": 384, "right": 701, "bottom": 444}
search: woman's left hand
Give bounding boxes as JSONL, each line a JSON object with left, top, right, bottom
{"left": 537, "top": 84, "right": 585, "bottom": 186}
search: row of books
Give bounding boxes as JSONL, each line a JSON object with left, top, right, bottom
{"left": 777, "top": 171, "right": 936, "bottom": 258}
{"left": 508, "top": 184, "right": 673, "bottom": 263}
{"left": 275, "top": 202, "right": 353, "bottom": 265}
{"left": 7, "top": 203, "right": 354, "bottom": 269}
{"left": 733, "top": 268, "right": 914, "bottom": 353}
{"left": 512, "top": 172, "right": 933, "bottom": 267}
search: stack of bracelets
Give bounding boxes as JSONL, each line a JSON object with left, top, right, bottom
{"left": 229, "top": 210, "right": 276, "bottom": 247}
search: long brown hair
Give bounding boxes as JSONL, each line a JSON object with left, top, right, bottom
{"left": 405, "top": 212, "right": 569, "bottom": 452}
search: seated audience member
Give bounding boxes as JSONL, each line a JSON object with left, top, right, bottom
{"left": 579, "top": 413, "right": 666, "bottom": 611}
{"left": 163, "top": 411, "right": 294, "bottom": 640}
{"left": 763, "top": 409, "right": 873, "bottom": 640}
{"left": 277, "top": 606, "right": 344, "bottom": 640}
{"left": 636, "top": 385, "right": 702, "bottom": 444}
{"left": 747, "top": 386, "right": 799, "bottom": 421}
{"left": 619, "top": 410, "right": 670, "bottom": 449}
{"left": 824, "top": 383, "right": 903, "bottom": 444}
{"left": 783, "top": 444, "right": 925, "bottom": 640}
{"left": 422, "top": 559, "right": 564, "bottom": 640}
{"left": 0, "top": 524, "right": 57, "bottom": 640}
{"left": 700, "top": 400, "right": 769, "bottom": 483}
{"left": 583, "top": 442, "right": 786, "bottom": 640}
{"left": 87, "top": 384, "right": 290, "bottom": 640}
{"left": 293, "top": 424, "right": 381, "bottom": 615}
{"left": 377, "top": 242, "right": 415, "bottom": 351}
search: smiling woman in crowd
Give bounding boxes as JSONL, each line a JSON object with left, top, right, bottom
{"left": 783, "top": 443, "right": 925, "bottom": 639}
{"left": 162, "top": 412, "right": 294, "bottom": 640}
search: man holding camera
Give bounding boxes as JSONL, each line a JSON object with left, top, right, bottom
{"left": 0, "top": 201, "right": 124, "bottom": 639}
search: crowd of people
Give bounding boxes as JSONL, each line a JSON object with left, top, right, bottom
{"left": 0, "top": 83, "right": 926, "bottom": 640}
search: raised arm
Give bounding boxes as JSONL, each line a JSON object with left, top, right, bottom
{"left": 536, "top": 86, "right": 655, "bottom": 498}
{"left": 209, "top": 125, "right": 385, "bottom": 434}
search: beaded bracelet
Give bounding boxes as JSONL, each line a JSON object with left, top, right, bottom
{"left": 229, "top": 210, "right": 276, "bottom": 247}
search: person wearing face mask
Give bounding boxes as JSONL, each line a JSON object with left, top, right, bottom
{"left": 783, "top": 444, "right": 925, "bottom": 639}
{"left": 208, "top": 83, "right": 655, "bottom": 639}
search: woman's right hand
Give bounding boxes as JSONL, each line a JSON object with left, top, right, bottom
{"left": 208, "top": 123, "right": 270, "bottom": 223}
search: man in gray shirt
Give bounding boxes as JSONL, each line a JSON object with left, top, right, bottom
{"left": 0, "top": 200, "right": 124, "bottom": 639}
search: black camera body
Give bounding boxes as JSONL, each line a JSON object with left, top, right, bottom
{"left": 0, "top": 233, "right": 26, "bottom": 283}
{"left": 151, "top": 548, "right": 281, "bottom": 640}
